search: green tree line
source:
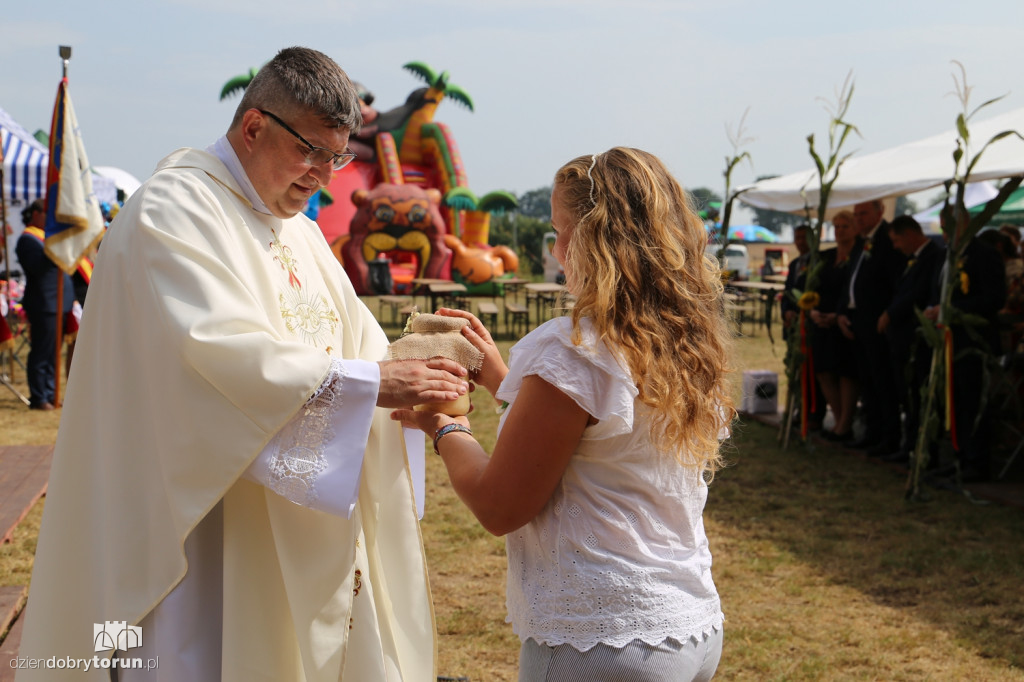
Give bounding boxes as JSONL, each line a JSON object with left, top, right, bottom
{"left": 488, "top": 186, "right": 552, "bottom": 275}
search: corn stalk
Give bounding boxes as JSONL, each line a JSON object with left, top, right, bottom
{"left": 781, "top": 72, "right": 859, "bottom": 447}
{"left": 907, "top": 62, "right": 1023, "bottom": 498}
{"left": 718, "top": 108, "right": 754, "bottom": 253}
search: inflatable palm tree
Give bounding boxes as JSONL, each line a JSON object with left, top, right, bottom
{"left": 219, "top": 67, "right": 260, "bottom": 100}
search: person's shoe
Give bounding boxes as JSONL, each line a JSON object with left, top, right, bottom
{"left": 29, "top": 402, "right": 55, "bottom": 411}
{"left": 821, "top": 430, "right": 853, "bottom": 442}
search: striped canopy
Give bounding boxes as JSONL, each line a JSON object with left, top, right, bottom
{"left": 1, "top": 106, "right": 47, "bottom": 202}
{"left": 1, "top": 105, "right": 116, "bottom": 205}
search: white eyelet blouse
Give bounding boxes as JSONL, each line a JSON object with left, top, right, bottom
{"left": 496, "top": 317, "right": 724, "bottom": 651}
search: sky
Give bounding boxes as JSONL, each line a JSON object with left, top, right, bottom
{"left": 4, "top": 0, "right": 1024, "bottom": 213}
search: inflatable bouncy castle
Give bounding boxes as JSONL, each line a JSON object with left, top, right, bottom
{"left": 220, "top": 61, "right": 519, "bottom": 294}
{"left": 315, "top": 62, "right": 519, "bottom": 294}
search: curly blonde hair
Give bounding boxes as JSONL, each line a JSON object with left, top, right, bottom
{"left": 554, "top": 148, "right": 734, "bottom": 476}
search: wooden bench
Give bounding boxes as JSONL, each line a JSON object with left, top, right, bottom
{"left": 476, "top": 301, "right": 499, "bottom": 332}
{"left": 724, "top": 294, "right": 758, "bottom": 336}
{"left": 505, "top": 303, "right": 530, "bottom": 338}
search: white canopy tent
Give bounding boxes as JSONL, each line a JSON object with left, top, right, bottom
{"left": 736, "top": 107, "right": 1024, "bottom": 217}
{"left": 911, "top": 181, "right": 998, "bottom": 233}
{"left": 94, "top": 165, "right": 142, "bottom": 199}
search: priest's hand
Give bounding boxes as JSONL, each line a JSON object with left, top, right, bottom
{"left": 376, "top": 358, "right": 469, "bottom": 408}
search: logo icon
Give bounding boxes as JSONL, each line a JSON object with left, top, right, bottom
{"left": 93, "top": 621, "right": 142, "bottom": 653}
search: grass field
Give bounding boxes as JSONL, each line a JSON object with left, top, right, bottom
{"left": 2, "top": 303, "right": 1022, "bottom": 681}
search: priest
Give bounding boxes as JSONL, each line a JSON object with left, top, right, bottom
{"left": 17, "top": 46, "right": 468, "bottom": 681}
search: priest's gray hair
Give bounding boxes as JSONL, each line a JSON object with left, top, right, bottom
{"left": 231, "top": 46, "right": 362, "bottom": 132}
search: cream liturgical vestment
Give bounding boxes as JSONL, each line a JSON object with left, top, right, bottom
{"left": 16, "top": 149, "right": 435, "bottom": 681}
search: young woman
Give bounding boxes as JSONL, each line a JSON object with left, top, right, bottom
{"left": 393, "top": 147, "right": 734, "bottom": 681}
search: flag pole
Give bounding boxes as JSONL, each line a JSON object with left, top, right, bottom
{"left": 52, "top": 45, "right": 72, "bottom": 407}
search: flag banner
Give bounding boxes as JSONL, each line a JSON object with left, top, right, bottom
{"left": 44, "top": 78, "right": 105, "bottom": 274}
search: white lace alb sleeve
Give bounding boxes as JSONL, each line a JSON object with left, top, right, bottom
{"left": 244, "top": 358, "right": 380, "bottom": 518}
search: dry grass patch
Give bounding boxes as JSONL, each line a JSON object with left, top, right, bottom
{"left": 4, "top": 316, "right": 1023, "bottom": 681}
{"left": 0, "top": 355, "right": 64, "bottom": 443}
{"left": 711, "top": 420, "right": 1024, "bottom": 681}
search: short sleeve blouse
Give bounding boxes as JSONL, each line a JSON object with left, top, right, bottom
{"left": 495, "top": 317, "right": 723, "bottom": 651}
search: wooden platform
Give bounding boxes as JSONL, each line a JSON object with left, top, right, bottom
{"left": 0, "top": 446, "right": 52, "bottom": 545}
{"left": 0, "top": 445, "right": 53, "bottom": 672}
{"left": 0, "top": 586, "right": 27, "bottom": 679}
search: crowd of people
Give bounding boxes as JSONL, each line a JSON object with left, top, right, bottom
{"left": 782, "top": 199, "right": 1021, "bottom": 483}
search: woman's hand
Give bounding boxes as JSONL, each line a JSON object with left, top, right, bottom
{"left": 390, "top": 408, "right": 469, "bottom": 437}
{"left": 436, "top": 307, "right": 508, "bottom": 396}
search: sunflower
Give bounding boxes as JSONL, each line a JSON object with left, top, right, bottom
{"left": 798, "top": 291, "right": 820, "bottom": 310}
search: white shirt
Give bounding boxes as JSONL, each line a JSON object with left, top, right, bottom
{"left": 847, "top": 220, "right": 885, "bottom": 309}
{"left": 497, "top": 317, "right": 724, "bottom": 651}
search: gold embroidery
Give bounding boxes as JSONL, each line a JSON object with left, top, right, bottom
{"left": 279, "top": 290, "right": 340, "bottom": 348}
{"left": 268, "top": 226, "right": 341, "bottom": 348}
{"left": 350, "top": 569, "right": 363, "bottom": 630}
{"left": 269, "top": 231, "right": 302, "bottom": 290}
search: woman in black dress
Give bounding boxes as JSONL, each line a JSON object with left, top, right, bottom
{"left": 811, "top": 210, "right": 861, "bottom": 441}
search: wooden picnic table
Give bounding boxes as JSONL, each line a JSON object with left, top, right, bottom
{"left": 726, "top": 280, "right": 785, "bottom": 291}
{"left": 427, "top": 282, "right": 468, "bottom": 311}
{"left": 410, "top": 278, "right": 450, "bottom": 311}
{"left": 499, "top": 277, "right": 529, "bottom": 303}
{"left": 725, "top": 280, "right": 784, "bottom": 337}
{"left": 525, "top": 282, "right": 566, "bottom": 325}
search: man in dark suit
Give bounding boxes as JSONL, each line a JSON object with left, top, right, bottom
{"left": 14, "top": 199, "right": 74, "bottom": 410}
{"left": 838, "top": 199, "right": 907, "bottom": 453}
{"left": 924, "top": 224, "right": 1007, "bottom": 482}
{"left": 781, "top": 224, "right": 810, "bottom": 339}
{"left": 877, "top": 216, "right": 945, "bottom": 462}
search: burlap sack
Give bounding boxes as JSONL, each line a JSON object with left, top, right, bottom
{"left": 387, "top": 313, "right": 484, "bottom": 372}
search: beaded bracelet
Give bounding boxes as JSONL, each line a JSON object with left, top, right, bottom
{"left": 433, "top": 423, "right": 473, "bottom": 455}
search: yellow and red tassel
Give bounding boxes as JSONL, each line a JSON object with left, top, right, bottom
{"left": 798, "top": 310, "right": 817, "bottom": 438}
{"left": 940, "top": 324, "right": 958, "bottom": 451}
